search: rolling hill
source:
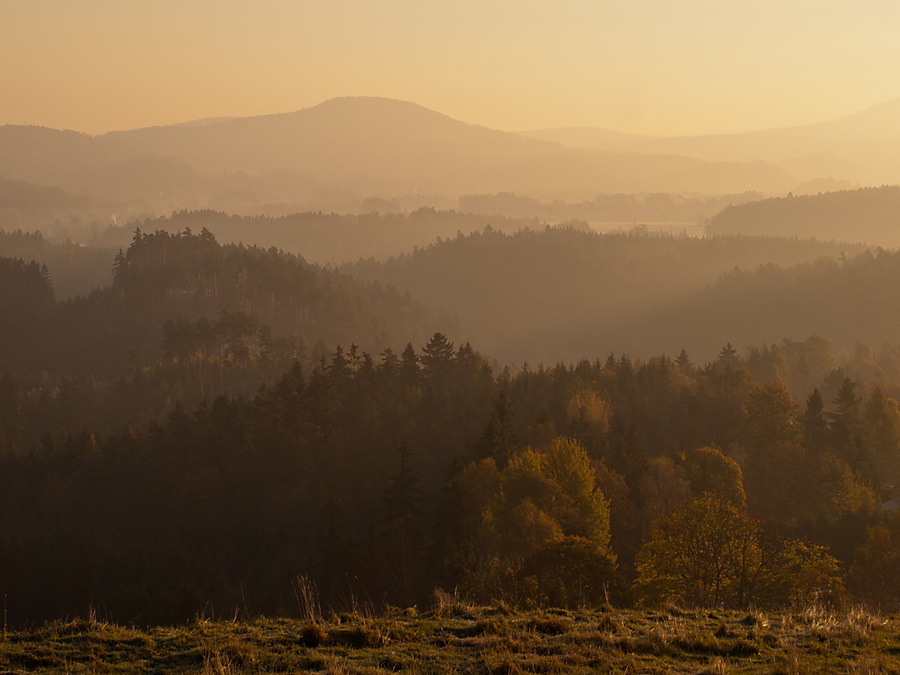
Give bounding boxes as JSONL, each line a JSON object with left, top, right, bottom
{"left": 524, "top": 98, "right": 900, "bottom": 186}
{"left": 706, "top": 185, "right": 900, "bottom": 246}
{"left": 342, "top": 227, "right": 862, "bottom": 364}
{"left": 0, "top": 98, "right": 795, "bottom": 207}
{"left": 0, "top": 228, "right": 446, "bottom": 378}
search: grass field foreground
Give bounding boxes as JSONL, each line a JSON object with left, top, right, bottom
{"left": 0, "top": 603, "right": 898, "bottom": 674}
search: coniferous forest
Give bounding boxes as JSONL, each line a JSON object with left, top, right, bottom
{"left": 2, "top": 223, "right": 899, "bottom": 630}
{"left": 9, "top": 8, "right": 900, "bottom": 672}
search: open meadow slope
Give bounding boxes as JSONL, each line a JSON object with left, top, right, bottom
{"left": 2, "top": 605, "right": 898, "bottom": 674}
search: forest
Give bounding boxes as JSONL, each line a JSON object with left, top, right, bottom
{"left": 0, "top": 229, "right": 114, "bottom": 299}
{"left": 343, "top": 224, "right": 866, "bottom": 363}
{"left": 87, "top": 209, "right": 545, "bottom": 265}
{"left": 0, "top": 227, "right": 445, "bottom": 380}
{"left": 458, "top": 191, "right": 763, "bottom": 225}
{"left": 1, "top": 226, "right": 899, "bottom": 628}
{"left": 8, "top": 6, "right": 900, "bottom": 671}
{"left": 707, "top": 185, "right": 900, "bottom": 247}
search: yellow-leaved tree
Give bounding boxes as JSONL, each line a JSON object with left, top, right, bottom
{"left": 635, "top": 494, "right": 843, "bottom": 609}
{"left": 463, "top": 437, "right": 621, "bottom": 607}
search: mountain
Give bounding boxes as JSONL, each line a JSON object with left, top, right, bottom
{"left": 523, "top": 98, "right": 900, "bottom": 185}
{"left": 0, "top": 98, "right": 795, "bottom": 208}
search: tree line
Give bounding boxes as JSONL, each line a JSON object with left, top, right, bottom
{"left": 343, "top": 224, "right": 861, "bottom": 363}
{"left": 707, "top": 185, "right": 900, "bottom": 247}
{"left": 0, "top": 228, "right": 445, "bottom": 378}
{"left": 0, "top": 331, "right": 897, "bottom": 625}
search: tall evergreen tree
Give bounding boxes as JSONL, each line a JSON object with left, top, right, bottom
{"left": 803, "top": 388, "right": 829, "bottom": 456}
{"left": 399, "top": 343, "right": 420, "bottom": 388}
{"left": 474, "top": 392, "right": 521, "bottom": 469}
{"left": 421, "top": 332, "right": 455, "bottom": 380}
{"left": 828, "top": 378, "right": 865, "bottom": 470}
{"left": 716, "top": 343, "right": 741, "bottom": 372}
{"left": 380, "top": 442, "right": 424, "bottom": 606}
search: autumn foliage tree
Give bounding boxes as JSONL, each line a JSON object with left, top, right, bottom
{"left": 635, "top": 495, "right": 842, "bottom": 609}
{"left": 463, "top": 437, "right": 617, "bottom": 604}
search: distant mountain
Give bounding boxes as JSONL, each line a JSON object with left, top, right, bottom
{"left": 0, "top": 98, "right": 795, "bottom": 206}
{"left": 0, "top": 125, "right": 202, "bottom": 204}
{"left": 0, "top": 176, "right": 90, "bottom": 211}
{"left": 706, "top": 185, "right": 900, "bottom": 246}
{"left": 523, "top": 98, "right": 900, "bottom": 185}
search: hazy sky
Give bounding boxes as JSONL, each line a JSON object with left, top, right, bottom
{"left": 2, "top": 0, "right": 899, "bottom": 137}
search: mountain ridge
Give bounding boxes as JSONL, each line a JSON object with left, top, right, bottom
{"left": 0, "top": 97, "right": 800, "bottom": 204}
{"left": 522, "top": 97, "right": 900, "bottom": 184}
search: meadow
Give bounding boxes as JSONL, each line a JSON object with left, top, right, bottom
{"left": 2, "top": 601, "right": 897, "bottom": 674}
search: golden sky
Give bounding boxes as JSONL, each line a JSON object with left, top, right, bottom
{"left": 2, "top": 0, "right": 899, "bottom": 136}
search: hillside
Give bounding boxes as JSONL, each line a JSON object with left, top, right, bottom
{"left": 342, "top": 228, "right": 861, "bottom": 364}
{"left": 0, "top": 229, "right": 115, "bottom": 299}
{"left": 94, "top": 209, "right": 546, "bottom": 265}
{"left": 0, "top": 99, "right": 794, "bottom": 208}
{"left": 98, "top": 97, "right": 792, "bottom": 195}
{"left": 0, "top": 175, "right": 90, "bottom": 211}
{"left": 458, "top": 191, "right": 763, "bottom": 228}
{"left": 0, "top": 229, "right": 444, "bottom": 378}
{"left": 1, "top": 607, "right": 896, "bottom": 674}
{"left": 3, "top": 329, "right": 898, "bottom": 626}
{"left": 706, "top": 185, "right": 900, "bottom": 246}
{"left": 632, "top": 247, "right": 900, "bottom": 360}
{"left": 524, "top": 98, "right": 900, "bottom": 187}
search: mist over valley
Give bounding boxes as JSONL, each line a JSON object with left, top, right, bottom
{"left": 3, "top": 5, "right": 900, "bottom": 669}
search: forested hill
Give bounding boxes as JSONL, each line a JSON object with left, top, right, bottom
{"left": 0, "top": 175, "right": 91, "bottom": 211}
{"left": 95, "top": 209, "right": 544, "bottom": 265}
{"left": 633, "top": 247, "right": 900, "bottom": 360}
{"left": 342, "top": 227, "right": 861, "bottom": 364}
{"left": 0, "top": 229, "right": 114, "bottom": 299}
{"left": 706, "top": 185, "right": 900, "bottom": 246}
{"left": 0, "top": 228, "right": 445, "bottom": 378}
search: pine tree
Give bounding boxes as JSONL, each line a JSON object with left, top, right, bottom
{"left": 474, "top": 392, "right": 521, "bottom": 468}
{"left": 827, "top": 378, "right": 864, "bottom": 470}
{"left": 329, "top": 345, "right": 349, "bottom": 379}
{"left": 675, "top": 349, "right": 695, "bottom": 378}
{"left": 716, "top": 343, "right": 741, "bottom": 372}
{"left": 399, "top": 343, "right": 419, "bottom": 387}
{"left": 381, "top": 442, "right": 424, "bottom": 605}
{"left": 380, "top": 347, "right": 399, "bottom": 379}
{"left": 383, "top": 442, "right": 421, "bottom": 529}
{"left": 803, "top": 388, "right": 828, "bottom": 456}
{"left": 421, "top": 332, "right": 455, "bottom": 380}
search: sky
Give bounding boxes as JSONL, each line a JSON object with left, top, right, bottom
{"left": 2, "top": 0, "right": 899, "bottom": 137}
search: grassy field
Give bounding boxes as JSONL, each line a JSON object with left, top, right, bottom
{"left": 0, "top": 603, "right": 898, "bottom": 674}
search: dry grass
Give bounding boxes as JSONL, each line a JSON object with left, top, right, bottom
{"left": 0, "top": 605, "right": 897, "bottom": 674}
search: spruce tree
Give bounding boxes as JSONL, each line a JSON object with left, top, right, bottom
{"left": 474, "top": 392, "right": 521, "bottom": 468}
{"left": 803, "top": 388, "right": 828, "bottom": 456}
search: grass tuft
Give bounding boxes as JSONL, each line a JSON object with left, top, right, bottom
{"left": 526, "top": 615, "right": 572, "bottom": 635}
{"left": 0, "top": 605, "right": 895, "bottom": 674}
